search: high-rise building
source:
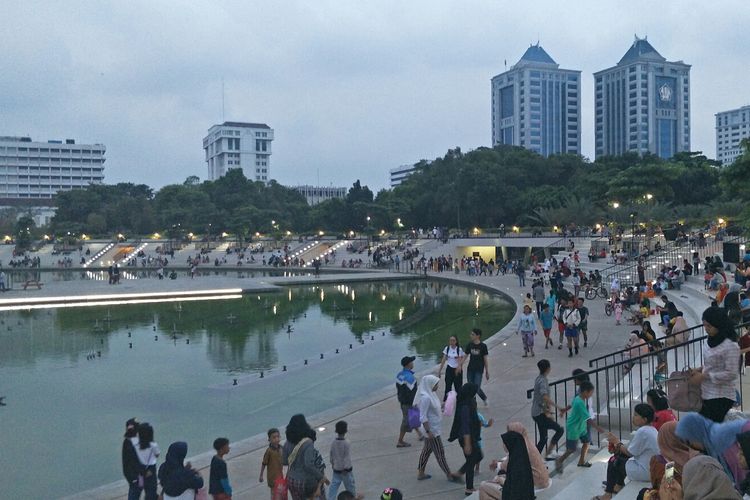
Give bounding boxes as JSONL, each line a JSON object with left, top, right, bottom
{"left": 594, "top": 37, "right": 690, "bottom": 159}
{"left": 716, "top": 105, "right": 750, "bottom": 166}
{"left": 203, "top": 122, "right": 273, "bottom": 182}
{"left": 0, "top": 136, "right": 105, "bottom": 199}
{"left": 491, "top": 43, "right": 581, "bottom": 156}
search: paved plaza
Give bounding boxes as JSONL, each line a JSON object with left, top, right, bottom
{"left": 12, "top": 253, "right": 711, "bottom": 500}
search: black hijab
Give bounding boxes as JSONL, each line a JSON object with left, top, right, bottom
{"left": 703, "top": 306, "right": 736, "bottom": 348}
{"left": 448, "top": 383, "right": 480, "bottom": 443}
{"left": 157, "top": 442, "right": 203, "bottom": 496}
{"left": 501, "top": 430, "right": 535, "bottom": 500}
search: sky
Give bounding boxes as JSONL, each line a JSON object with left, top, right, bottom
{"left": 1, "top": 1, "right": 748, "bottom": 193}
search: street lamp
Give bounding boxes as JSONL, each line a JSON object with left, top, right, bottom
{"left": 630, "top": 212, "right": 637, "bottom": 258}
{"left": 645, "top": 193, "right": 653, "bottom": 201}
{"left": 612, "top": 202, "right": 620, "bottom": 209}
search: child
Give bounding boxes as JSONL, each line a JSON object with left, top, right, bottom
{"left": 260, "top": 428, "right": 283, "bottom": 499}
{"left": 328, "top": 421, "right": 358, "bottom": 500}
{"left": 540, "top": 303, "right": 554, "bottom": 349}
{"left": 474, "top": 411, "right": 494, "bottom": 473}
{"left": 555, "top": 381, "right": 606, "bottom": 474}
{"left": 704, "top": 271, "right": 713, "bottom": 290}
{"left": 516, "top": 304, "right": 538, "bottom": 357}
{"left": 614, "top": 298, "right": 623, "bottom": 325}
{"left": 209, "top": 437, "right": 232, "bottom": 500}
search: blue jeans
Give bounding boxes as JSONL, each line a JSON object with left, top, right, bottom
{"left": 518, "top": 273, "right": 525, "bottom": 286}
{"left": 467, "top": 370, "right": 487, "bottom": 402}
{"left": 328, "top": 470, "right": 356, "bottom": 500}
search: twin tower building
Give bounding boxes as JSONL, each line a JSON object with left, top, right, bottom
{"left": 491, "top": 36, "right": 690, "bottom": 160}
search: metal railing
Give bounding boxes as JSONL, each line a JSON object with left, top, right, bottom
{"left": 603, "top": 234, "right": 746, "bottom": 287}
{"left": 526, "top": 321, "right": 748, "bottom": 447}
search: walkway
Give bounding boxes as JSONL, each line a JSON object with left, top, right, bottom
{"left": 65, "top": 268, "right": 655, "bottom": 500}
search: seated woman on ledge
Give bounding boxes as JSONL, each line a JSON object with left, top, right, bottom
{"left": 479, "top": 422, "right": 547, "bottom": 500}
{"left": 594, "top": 404, "right": 659, "bottom": 500}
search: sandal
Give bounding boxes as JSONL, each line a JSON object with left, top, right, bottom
{"left": 396, "top": 442, "right": 411, "bottom": 448}
{"left": 577, "top": 462, "right": 593, "bottom": 467}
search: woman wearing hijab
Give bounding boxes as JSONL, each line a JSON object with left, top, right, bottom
{"left": 282, "top": 414, "right": 329, "bottom": 500}
{"left": 689, "top": 306, "right": 740, "bottom": 422}
{"left": 479, "top": 422, "right": 549, "bottom": 499}
{"left": 157, "top": 442, "right": 204, "bottom": 500}
{"left": 449, "top": 383, "right": 482, "bottom": 496}
{"left": 659, "top": 455, "right": 742, "bottom": 500}
{"left": 500, "top": 430, "right": 535, "bottom": 500}
{"left": 637, "top": 421, "right": 695, "bottom": 499}
{"left": 416, "top": 374, "right": 458, "bottom": 482}
{"left": 676, "top": 413, "right": 750, "bottom": 489}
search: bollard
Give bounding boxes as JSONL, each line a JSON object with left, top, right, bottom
{"left": 186, "top": 339, "right": 190, "bottom": 344}
{"left": 304, "top": 359, "right": 308, "bottom": 365}
{"left": 335, "top": 349, "right": 339, "bottom": 354}
{"left": 129, "top": 343, "right": 133, "bottom": 349}
{"left": 127, "top": 332, "right": 131, "bottom": 337}
{"left": 283, "top": 365, "right": 287, "bottom": 371}
{"left": 349, "top": 344, "right": 353, "bottom": 349}
{"left": 153, "top": 326, "right": 156, "bottom": 331}
{"left": 97, "top": 351, "right": 101, "bottom": 357}
{"left": 382, "top": 332, "right": 385, "bottom": 336}
{"left": 260, "top": 371, "right": 264, "bottom": 378}
{"left": 233, "top": 379, "right": 238, "bottom": 386}
{"left": 371, "top": 335, "right": 374, "bottom": 340}
{"left": 154, "top": 336, "right": 158, "bottom": 341}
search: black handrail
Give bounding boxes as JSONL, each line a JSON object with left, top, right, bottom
{"left": 587, "top": 323, "right": 704, "bottom": 367}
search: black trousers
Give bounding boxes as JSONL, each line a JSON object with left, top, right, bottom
{"left": 533, "top": 414, "right": 564, "bottom": 453}
{"left": 700, "top": 397, "right": 734, "bottom": 423}
{"left": 458, "top": 443, "right": 483, "bottom": 490}
{"left": 605, "top": 454, "right": 628, "bottom": 493}
{"left": 444, "top": 366, "right": 463, "bottom": 401}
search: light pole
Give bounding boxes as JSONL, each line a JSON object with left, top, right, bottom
{"left": 630, "top": 212, "right": 637, "bottom": 259}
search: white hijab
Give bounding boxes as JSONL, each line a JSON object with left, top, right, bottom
{"left": 419, "top": 374, "right": 441, "bottom": 413}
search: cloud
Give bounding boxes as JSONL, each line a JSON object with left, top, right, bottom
{"left": 1, "top": 0, "right": 748, "bottom": 192}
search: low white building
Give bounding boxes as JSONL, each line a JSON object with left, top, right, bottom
{"left": 390, "top": 164, "right": 418, "bottom": 187}
{"left": 0, "top": 136, "right": 105, "bottom": 199}
{"left": 292, "top": 185, "right": 347, "bottom": 205}
{"left": 716, "top": 105, "right": 750, "bottom": 166}
{"left": 203, "top": 122, "right": 273, "bottom": 182}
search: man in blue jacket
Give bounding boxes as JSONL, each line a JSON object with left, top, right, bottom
{"left": 396, "top": 356, "right": 424, "bottom": 447}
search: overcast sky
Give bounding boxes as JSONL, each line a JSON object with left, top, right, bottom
{"left": 2, "top": 1, "right": 748, "bottom": 192}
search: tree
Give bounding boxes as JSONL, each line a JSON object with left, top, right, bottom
{"left": 14, "top": 215, "right": 35, "bottom": 250}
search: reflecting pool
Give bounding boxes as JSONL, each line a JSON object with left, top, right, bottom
{"left": 0, "top": 280, "right": 514, "bottom": 498}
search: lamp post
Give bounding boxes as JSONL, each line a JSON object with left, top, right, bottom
{"left": 630, "top": 212, "right": 638, "bottom": 259}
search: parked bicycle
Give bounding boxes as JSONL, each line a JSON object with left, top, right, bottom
{"left": 584, "top": 280, "right": 609, "bottom": 300}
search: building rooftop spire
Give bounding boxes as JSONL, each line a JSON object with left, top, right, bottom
{"left": 514, "top": 43, "right": 558, "bottom": 68}
{"left": 618, "top": 35, "right": 665, "bottom": 64}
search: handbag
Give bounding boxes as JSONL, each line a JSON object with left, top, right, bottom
{"left": 271, "top": 476, "right": 288, "bottom": 500}
{"left": 407, "top": 407, "right": 421, "bottom": 430}
{"left": 443, "top": 390, "right": 457, "bottom": 417}
{"left": 666, "top": 368, "right": 702, "bottom": 412}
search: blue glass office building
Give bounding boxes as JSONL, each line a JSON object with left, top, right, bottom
{"left": 594, "top": 37, "right": 690, "bottom": 159}
{"left": 491, "top": 44, "right": 581, "bottom": 156}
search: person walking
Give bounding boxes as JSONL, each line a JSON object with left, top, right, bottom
{"left": 532, "top": 281, "right": 546, "bottom": 318}
{"left": 516, "top": 261, "right": 526, "bottom": 287}
{"left": 516, "top": 305, "right": 538, "bottom": 357}
{"left": 158, "top": 442, "right": 204, "bottom": 500}
{"left": 396, "top": 356, "right": 424, "bottom": 447}
{"left": 540, "top": 303, "right": 554, "bottom": 349}
{"left": 416, "top": 374, "right": 459, "bottom": 483}
{"left": 531, "top": 359, "right": 565, "bottom": 460}
{"left": 282, "top": 414, "right": 329, "bottom": 500}
{"left": 555, "top": 298, "right": 569, "bottom": 350}
{"left": 563, "top": 303, "right": 582, "bottom": 357}
{"left": 437, "top": 336, "right": 464, "bottom": 402}
{"left": 576, "top": 298, "right": 590, "bottom": 348}
{"left": 448, "top": 383, "right": 483, "bottom": 496}
{"left": 463, "top": 329, "right": 490, "bottom": 406}
{"left": 328, "top": 421, "right": 359, "bottom": 500}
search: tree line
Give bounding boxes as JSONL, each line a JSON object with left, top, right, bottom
{"left": 41, "top": 141, "right": 750, "bottom": 241}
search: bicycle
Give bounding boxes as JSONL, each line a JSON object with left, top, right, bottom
{"left": 604, "top": 299, "right": 613, "bottom": 316}
{"left": 584, "top": 280, "right": 609, "bottom": 300}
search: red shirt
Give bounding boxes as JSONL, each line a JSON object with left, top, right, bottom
{"left": 653, "top": 409, "right": 676, "bottom": 431}
{"left": 739, "top": 334, "right": 750, "bottom": 367}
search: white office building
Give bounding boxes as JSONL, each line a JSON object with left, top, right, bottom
{"left": 491, "top": 43, "right": 581, "bottom": 156}
{"left": 390, "top": 164, "right": 418, "bottom": 187}
{"left": 716, "top": 105, "right": 750, "bottom": 166}
{"left": 203, "top": 122, "right": 273, "bottom": 182}
{"left": 594, "top": 37, "right": 691, "bottom": 159}
{"left": 292, "top": 185, "right": 347, "bottom": 205}
{"left": 0, "top": 136, "right": 105, "bottom": 199}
